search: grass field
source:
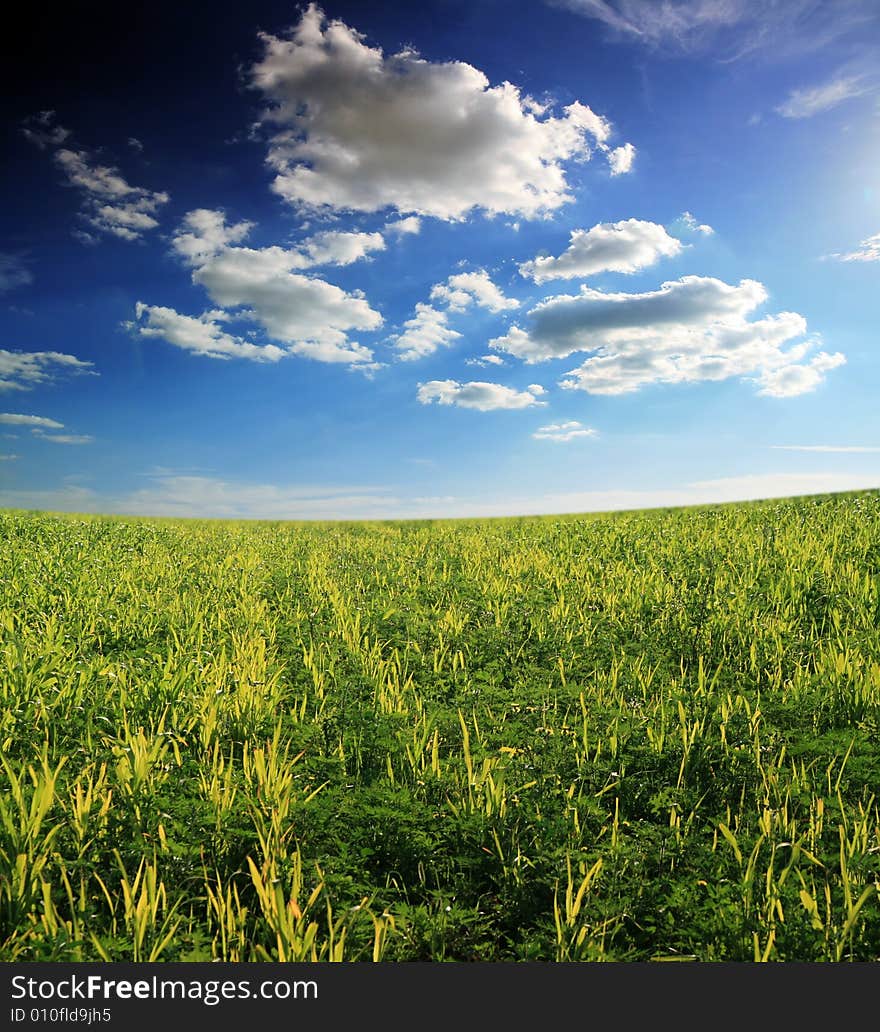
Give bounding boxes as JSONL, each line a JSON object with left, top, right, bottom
{"left": 1, "top": 490, "right": 879, "bottom": 961}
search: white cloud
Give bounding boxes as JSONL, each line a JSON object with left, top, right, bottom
{"left": 430, "top": 270, "right": 519, "bottom": 313}
{"left": 549, "top": 1, "right": 878, "bottom": 60}
{"left": 53, "top": 148, "right": 137, "bottom": 199}
{"left": 826, "top": 230, "right": 880, "bottom": 263}
{"left": 248, "top": 4, "right": 631, "bottom": 220}
{"left": 0, "top": 454, "right": 18, "bottom": 461}
{"left": 22, "top": 114, "right": 167, "bottom": 241}
{"left": 674, "top": 211, "right": 714, "bottom": 236}
{"left": 0, "top": 412, "right": 93, "bottom": 443}
{"left": 128, "top": 137, "right": 144, "bottom": 152}
{"left": 192, "top": 247, "right": 381, "bottom": 364}
{"left": 608, "top": 142, "right": 636, "bottom": 175}
{"left": 493, "top": 275, "right": 770, "bottom": 362}
{"left": 771, "top": 445, "right": 880, "bottom": 453}
{"left": 417, "top": 379, "right": 546, "bottom": 410}
{"left": 171, "top": 209, "right": 255, "bottom": 266}
{"left": 465, "top": 354, "right": 506, "bottom": 367}
{"left": 532, "top": 420, "right": 598, "bottom": 441}
{"left": 489, "top": 275, "right": 843, "bottom": 397}
{"left": 40, "top": 145, "right": 170, "bottom": 242}
{"left": 393, "top": 269, "right": 517, "bottom": 361}
{"left": 551, "top": 0, "right": 746, "bottom": 48}
{"left": 0, "top": 413, "right": 64, "bottom": 429}
{"left": 384, "top": 216, "right": 422, "bottom": 236}
{"left": 157, "top": 210, "right": 384, "bottom": 365}
{"left": 32, "top": 431, "right": 94, "bottom": 445}
{"left": 393, "top": 304, "right": 461, "bottom": 362}
{"left": 131, "top": 304, "right": 286, "bottom": 362}
{"left": 173, "top": 209, "right": 385, "bottom": 271}
{"left": 776, "top": 74, "right": 871, "bottom": 118}
{"left": 0, "top": 349, "right": 95, "bottom": 392}
{"left": 519, "top": 219, "right": 682, "bottom": 283}
{"left": 293, "top": 230, "right": 386, "bottom": 267}
{"left": 0, "top": 254, "right": 34, "bottom": 294}
{"left": 756, "top": 352, "right": 846, "bottom": 397}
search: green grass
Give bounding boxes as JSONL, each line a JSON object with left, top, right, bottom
{"left": 1, "top": 490, "right": 879, "bottom": 961}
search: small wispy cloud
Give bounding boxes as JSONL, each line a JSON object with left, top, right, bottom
{"left": 465, "top": 354, "right": 506, "bottom": 368}
{"left": 393, "top": 270, "right": 518, "bottom": 361}
{"left": 824, "top": 231, "right": 880, "bottom": 263}
{"left": 32, "top": 431, "right": 94, "bottom": 445}
{"left": 22, "top": 113, "right": 169, "bottom": 242}
{"left": 532, "top": 420, "right": 598, "bottom": 442}
{"left": 0, "top": 412, "right": 92, "bottom": 444}
{"left": 0, "top": 413, "right": 64, "bottom": 428}
{"left": 20, "top": 110, "right": 70, "bottom": 150}
{"left": 548, "top": 0, "right": 880, "bottom": 62}
{"left": 672, "top": 211, "right": 714, "bottom": 236}
{"left": 53, "top": 148, "right": 169, "bottom": 241}
{"left": 771, "top": 445, "right": 880, "bottom": 453}
{"left": 776, "top": 74, "right": 872, "bottom": 119}
{"left": 0, "top": 254, "right": 34, "bottom": 294}
{"left": 0, "top": 349, "right": 96, "bottom": 392}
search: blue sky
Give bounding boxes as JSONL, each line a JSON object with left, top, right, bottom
{"left": 1, "top": 0, "right": 878, "bottom": 519}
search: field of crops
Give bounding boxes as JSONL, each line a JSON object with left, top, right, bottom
{"left": 1, "top": 490, "right": 879, "bottom": 961}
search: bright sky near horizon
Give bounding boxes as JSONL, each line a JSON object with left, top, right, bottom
{"left": 1, "top": 0, "right": 878, "bottom": 520}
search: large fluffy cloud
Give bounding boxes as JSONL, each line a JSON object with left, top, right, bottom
{"left": 0, "top": 349, "right": 95, "bottom": 392}
{"left": 417, "top": 380, "right": 546, "bottom": 410}
{"left": 192, "top": 247, "right": 381, "bottom": 364}
{"left": 489, "top": 275, "right": 845, "bottom": 397}
{"left": 142, "top": 210, "right": 384, "bottom": 366}
{"left": 248, "top": 4, "right": 633, "bottom": 220}
{"left": 519, "top": 218, "right": 683, "bottom": 283}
